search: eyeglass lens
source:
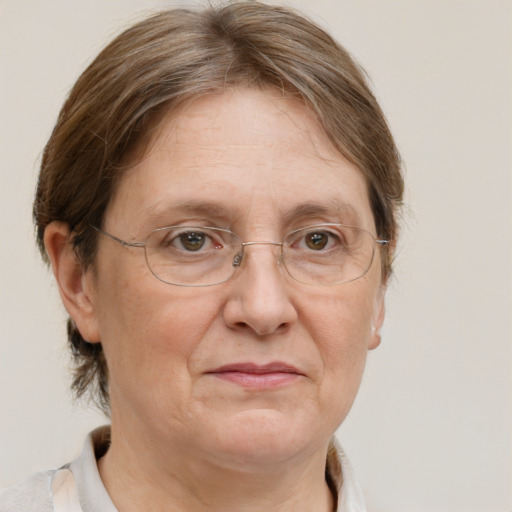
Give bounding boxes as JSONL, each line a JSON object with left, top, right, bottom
{"left": 142, "top": 225, "right": 377, "bottom": 287}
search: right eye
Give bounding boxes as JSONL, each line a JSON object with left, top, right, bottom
{"left": 165, "top": 230, "right": 221, "bottom": 252}
{"left": 176, "top": 231, "right": 206, "bottom": 251}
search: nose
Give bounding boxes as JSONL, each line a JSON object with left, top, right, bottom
{"left": 222, "top": 243, "right": 298, "bottom": 336}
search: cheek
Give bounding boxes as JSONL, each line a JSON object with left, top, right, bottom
{"left": 93, "top": 257, "right": 220, "bottom": 388}
{"left": 307, "top": 280, "right": 374, "bottom": 343}
{"left": 302, "top": 281, "right": 375, "bottom": 390}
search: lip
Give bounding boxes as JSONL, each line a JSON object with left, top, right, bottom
{"left": 206, "top": 362, "right": 304, "bottom": 390}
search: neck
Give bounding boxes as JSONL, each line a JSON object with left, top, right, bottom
{"left": 98, "top": 424, "right": 336, "bottom": 512}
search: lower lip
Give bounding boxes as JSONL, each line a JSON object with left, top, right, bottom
{"left": 210, "top": 371, "right": 301, "bottom": 389}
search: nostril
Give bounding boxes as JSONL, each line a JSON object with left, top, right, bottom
{"left": 232, "top": 321, "right": 289, "bottom": 337}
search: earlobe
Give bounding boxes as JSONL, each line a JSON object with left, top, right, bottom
{"left": 44, "top": 221, "right": 101, "bottom": 343}
{"left": 368, "top": 286, "right": 386, "bottom": 350}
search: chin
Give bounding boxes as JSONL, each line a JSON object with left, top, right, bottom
{"left": 205, "top": 408, "right": 331, "bottom": 468}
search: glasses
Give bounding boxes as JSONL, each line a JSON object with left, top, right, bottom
{"left": 90, "top": 224, "right": 388, "bottom": 287}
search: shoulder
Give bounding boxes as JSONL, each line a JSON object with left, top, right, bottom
{"left": 0, "top": 470, "right": 55, "bottom": 512}
{"left": 0, "top": 426, "right": 113, "bottom": 512}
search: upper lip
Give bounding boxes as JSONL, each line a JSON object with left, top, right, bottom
{"left": 207, "top": 362, "right": 304, "bottom": 375}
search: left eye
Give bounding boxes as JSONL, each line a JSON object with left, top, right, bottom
{"left": 297, "top": 230, "right": 341, "bottom": 251}
{"left": 304, "top": 232, "right": 330, "bottom": 250}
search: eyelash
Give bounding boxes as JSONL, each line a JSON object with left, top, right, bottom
{"left": 158, "top": 226, "right": 348, "bottom": 252}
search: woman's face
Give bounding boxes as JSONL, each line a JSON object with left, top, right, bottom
{"left": 82, "top": 88, "right": 385, "bottom": 468}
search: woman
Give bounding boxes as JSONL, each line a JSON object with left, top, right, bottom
{"left": 1, "top": 2, "right": 403, "bottom": 511}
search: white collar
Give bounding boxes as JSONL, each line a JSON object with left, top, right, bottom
{"left": 52, "top": 426, "right": 366, "bottom": 512}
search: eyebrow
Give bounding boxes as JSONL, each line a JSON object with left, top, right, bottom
{"left": 281, "top": 200, "right": 362, "bottom": 225}
{"left": 141, "top": 198, "right": 362, "bottom": 229}
{"left": 141, "top": 200, "right": 238, "bottom": 225}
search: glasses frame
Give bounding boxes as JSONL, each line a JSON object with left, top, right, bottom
{"left": 90, "top": 224, "right": 389, "bottom": 287}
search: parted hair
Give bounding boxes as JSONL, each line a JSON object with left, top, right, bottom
{"left": 34, "top": 1, "right": 403, "bottom": 413}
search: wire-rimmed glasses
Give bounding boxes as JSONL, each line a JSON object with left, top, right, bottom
{"left": 90, "top": 224, "right": 388, "bottom": 287}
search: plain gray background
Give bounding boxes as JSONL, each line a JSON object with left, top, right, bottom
{"left": 1, "top": 1, "right": 511, "bottom": 511}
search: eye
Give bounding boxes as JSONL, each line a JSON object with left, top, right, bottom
{"left": 162, "top": 229, "right": 222, "bottom": 253}
{"left": 305, "top": 232, "right": 330, "bottom": 250}
{"left": 285, "top": 225, "right": 352, "bottom": 255}
{"left": 178, "top": 231, "right": 207, "bottom": 251}
{"left": 299, "top": 229, "right": 340, "bottom": 251}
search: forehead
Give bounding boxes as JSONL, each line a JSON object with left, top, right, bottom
{"left": 107, "top": 88, "right": 374, "bottom": 233}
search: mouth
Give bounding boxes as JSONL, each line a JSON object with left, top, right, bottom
{"left": 206, "top": 362, "right": 304, "bottom": 390}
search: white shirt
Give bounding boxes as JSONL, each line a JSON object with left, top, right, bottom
{"left": 0, "top": 426, "right": 366, "bottom": 512}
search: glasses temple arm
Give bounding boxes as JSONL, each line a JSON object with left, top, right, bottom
{"left": 89, "top": 225, "right": 145, "bottom": 248}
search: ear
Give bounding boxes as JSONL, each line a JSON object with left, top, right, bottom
{"left": 368, "top": 285, "right": 386, "bottom": 350}
{"left": 44, "top": 221, "right": 101, "bottom": 343}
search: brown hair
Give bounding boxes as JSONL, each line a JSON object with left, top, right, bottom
{"left": 34, "top": 1, "right": 403, "bottom": 413}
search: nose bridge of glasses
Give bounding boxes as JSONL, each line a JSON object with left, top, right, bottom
{"left": 232, "top": 241, "right": 284, "bottom": 268}
{"left": 241, "top": 241, "right": 283, "bottom": 248}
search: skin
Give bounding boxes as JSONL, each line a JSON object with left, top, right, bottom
{"left": 45, "top": 87, "right": 386, "bottom": 512}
